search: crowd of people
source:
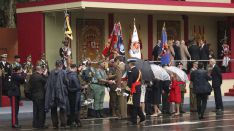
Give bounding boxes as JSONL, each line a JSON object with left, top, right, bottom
{"left": 0, "top": 39, "right": 225, "bottom": 129}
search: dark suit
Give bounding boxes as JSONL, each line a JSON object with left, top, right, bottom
{"left": 152, "top": 45, "right": 160, "bottom": 61}
{"left": 173, "top": 44, "right": 181, "bottom": 60}
{"left": 0, "top": 61, "right": 12, "bottom": 95}
{"left": 211, "top": 65, "right": 223, "bottom": 110}
{"left": 188, "top": 44, "right": 200, "bottom": 60}
{"left": 29, "top": 72, "right": 47, "bottom": 128}
{"left": 190, "top": 69, "right": 211, "bottom": 118}
{"left": 127, "top": 66, "right": 145, "bottom": 124}
{"left": 199, "top": 44, "right": 209, "bottom": 68}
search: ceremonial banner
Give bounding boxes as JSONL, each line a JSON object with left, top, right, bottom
{"left": 76, "top": 19, "right": 104, "bottom": 62}
{"left": 157, "top": 20, "right": 181, "bottom": 41}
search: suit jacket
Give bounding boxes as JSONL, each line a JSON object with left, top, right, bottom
{"left": 211, "top": 65, "right": 222, "bottom": 87}
{"left": 188, "top": 44, "right": 200, "bottom": 60}
{"left": 180, "top": 44, "right": 191, "bottom": 60}
{"left": 199, "top": 44, "right": 209, "bottom": 60}
{"left": 152, "top": 45, "right": 160, "bottom": 60}
{"left": 29, "top": 72, "right": 47, "bottom": 100}
{"left": 173, "top": 44, "right": 181, "bottom": 60}
{"left": 190, "top": 69, "right": 211, "bottom": 94}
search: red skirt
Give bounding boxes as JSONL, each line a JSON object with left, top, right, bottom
{"left": 168, "top": 84, "right": 181, "bottom": 103}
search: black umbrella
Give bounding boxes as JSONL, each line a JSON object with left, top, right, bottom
{"left": 134, "top": 58, "right": 154, "bottom": 81}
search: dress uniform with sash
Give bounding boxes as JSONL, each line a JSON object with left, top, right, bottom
{"left": 127, "top": 59, "right": 145, "bottom": 124}
{"left": 8, "top": 66, "right": 26, "bottom": 128}
{"left": 0, "top": 54, "right": 12, "bottom": 96}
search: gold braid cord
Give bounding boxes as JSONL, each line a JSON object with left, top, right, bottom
{"left": 65, "top": 14, "right": 73, "bottom": 40}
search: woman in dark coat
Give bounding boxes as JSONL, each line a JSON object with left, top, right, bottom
{"left": 151, "top": 79, "right": 162, "bottom": 116}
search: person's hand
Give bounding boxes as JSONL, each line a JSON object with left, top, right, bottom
{"left": 43, "top": 69, "right": 48, "bottom": 76}
{"left": 108, "top": 80, "right": 115, "bottom": 85}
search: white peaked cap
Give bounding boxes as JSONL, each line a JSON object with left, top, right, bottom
{"left": 131, "top": 20, "right": 139, "bottom": 43}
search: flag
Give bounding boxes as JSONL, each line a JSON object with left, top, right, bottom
{"left": 160, "top": 23, "right": 170, "bottom": 66}
{"left": 116, "top": 22, "right": 125, "bottom": 55}
{"left": 102, "top": 22, "right": 125, "bottom": 57}
{"left": 131, "top": 21, "right": 139, "bottom": 43}
{"left": 160, "top": 22, "right": 168, "bottom": 53}
{"left": 129, "top": 19, "right": 141, "bottom": 59}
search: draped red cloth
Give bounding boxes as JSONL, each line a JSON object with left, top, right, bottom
{"left": 131, "top": 81, "right": 141, "bottom": 94}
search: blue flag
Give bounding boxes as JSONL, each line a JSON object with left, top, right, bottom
{"left": 160, "top": 23, "right": 167, "bottom": 53}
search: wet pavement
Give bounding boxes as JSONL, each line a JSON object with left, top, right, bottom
{"left": 1, "top": 108, "right": 234, "bottom": 131}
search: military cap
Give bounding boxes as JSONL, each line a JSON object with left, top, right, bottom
{"left": 41, "top": 53, "right": 46, "bottom": 57}
{"left": 70, "top": 64, "right": 77, "bottom": 68}
{"left": 1, "top": 54, "right": 7, "bottom": 58}
{"left": 176, "top": 62, "right": 183, "bottom": 66}
{"left": 27, "top": 55, "right": 32, "bottom": 59}
{"left": 14, "top": 55, "right": 21, "bottom": 59}
{"left": 127, "top": 58, "right": 137, "bottom": 63}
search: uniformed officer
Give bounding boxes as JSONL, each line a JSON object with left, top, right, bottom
{"left": 59, "top": 40, "right": 72, "bottom": 69}
{"left": 23, "top": 55, "right": 34, "bottom": 75}
{"left": 8, "top": 66, "right": 26, "bottom": 128}
{"left": 127, "top": 58, "right": 145, "bottom": 125}
{"left": 90, "top": 61, "right": 114, "bottom": 118}
{"left": 0, "top": 54, "right": 12, "bottom": 96}
{"left": 37, "top": 53, "right": 49, "bottom": 72}
{"left": 12, "top": 55, "right": 22, "bottom": 72}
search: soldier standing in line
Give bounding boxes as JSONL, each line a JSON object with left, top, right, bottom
{"left": 59, "top": 40, "right": 72, "bottom": 69}
{"left": 12, "top": 55, "right": 22, "bottom": 72}
{"left": 8, "top": 66, "right": 26, "bottom": 128}
{"left": 0, "top": 54, "right": 12, "bottom": 96}
{"left": 23, "top": 55, "right": 34, "bottom": 75}
{"left": 37, "top": 53, "right": 49, "bottom": 72}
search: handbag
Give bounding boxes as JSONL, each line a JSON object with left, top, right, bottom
{"left": 127, "top": 95, "right": 133, "bottom": 105}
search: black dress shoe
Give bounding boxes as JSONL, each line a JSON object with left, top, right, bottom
{"left": 180, "top": 110, "right": 186, "bottom": 113}
{"left": 12, "top": 124, "right": 21, "bottom": 128}
{"left": 139, "top": 117, "right": 145, "bottom": 123}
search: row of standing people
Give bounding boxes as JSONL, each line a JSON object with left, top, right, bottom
{"left": 0, "top": 52, "right": 224, "bottom": 128}
{"left": 152, "top": 39, "right": 214, "bottom": 71}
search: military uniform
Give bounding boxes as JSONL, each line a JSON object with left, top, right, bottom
{"left": 90, "top": 67, "right": 107, "bottom": 118}
{"left": 190, "top": 67, "right": 197, "bottom": 112}
{"left": 0, "top": 54, "right": 12, "bottom": 96}
{"left": 23, "top": 56, "right": 34, "bottom": 75}
{"left": 127, "top": 63, "right": 145, "bottom": 124}
{"left": 8, "top": 70, "right": 26, "bottom": 128}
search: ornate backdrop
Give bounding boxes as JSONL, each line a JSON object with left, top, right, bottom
{"left": 157, "top": 20, "right": 181, "bottom": 40}
{"left": 76, "top": 19, "right": 105, "bottom": 62}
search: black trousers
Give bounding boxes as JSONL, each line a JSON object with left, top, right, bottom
{"left": 131, "top": 86, "right": 145, "bottom": 123}
{"left": 196, "top": 94, "right": 208, "bottom": 117}
{"left": 51, "top": 105, "right": 67, "bottom": 127}
{"left": 33, "top": 99, "right": 46, "bottom": 128}
{"left": 68, "top": 92, "right": 81, "bottom": 125}
{"left": 10, "top": 96, "right": 20, "bottom": 126}
{"left": 213, "top": 86, "right": 224, "bottom": 110}
{"left": 162, "top": 92, "right": 170, "bottom": 113}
